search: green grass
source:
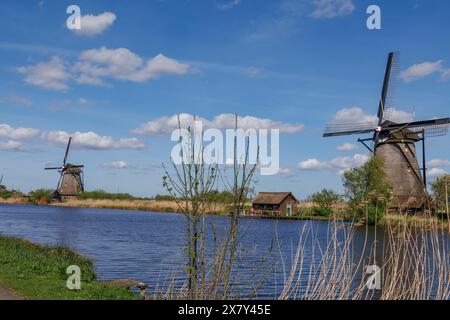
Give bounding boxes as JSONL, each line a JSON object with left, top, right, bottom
{"left": 0, "top": 235, "right": 135, "bottom": 300}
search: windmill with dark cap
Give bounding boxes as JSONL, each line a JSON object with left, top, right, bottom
{"left": 45, "top": 137, "right": 84, "bottom": 201}
{"left": 323, "top": 52, "right": 450, "bottom": 210}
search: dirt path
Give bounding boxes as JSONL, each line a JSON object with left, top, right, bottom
{"left": 0, "top": 283, "right": 25, "bottom": 300}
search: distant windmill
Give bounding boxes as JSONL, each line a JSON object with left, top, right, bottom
{"left": 323, "top": 52, "right": 450, "bottom": 209}
{"left": 45, "top": 137, "right": 84, "bottom": 200}
{"left": 0, "top": 175, "right": 5, "bottom": 192}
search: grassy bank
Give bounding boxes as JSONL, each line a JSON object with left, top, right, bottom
{"left": 0, "top": 235, "right": 135, "bottom": 300}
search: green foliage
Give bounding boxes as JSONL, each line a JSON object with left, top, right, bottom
{"left": 343, "top": 156, "right": 391, "bottom": 224}
{"left": 0, "top": 189, "right": 22, "bottom": 199}
{"left": 153, "top": 194, "right": 177, "bottom": 201}
{"left": 0, "top": 235, "right": 134, "bottom": 300}
{"left": 308, "top": 189, "right": 341, "bottom": 216}
{"left": 77, "top": 190, "right": 136, "bottom": 200}
{"left": 28, "top": 189, "right": 54, "bottom": 204}
{"left": 430, "top": 175, "right": 450, "bottom": 213}
{"left": 205, "top": 190, "right": 235, "bottom": 203}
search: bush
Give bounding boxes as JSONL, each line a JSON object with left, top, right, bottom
{"left": 28, "top": 189, "right": 54, "bottom": 204}
{"left": 342, "top": 156, "right": 391, "bottom": 224}
{"left": 308, "top": 189, "right": 341, "bottom": 216}
{"left": 153, "top": 194, "right": 177, "bottom": 201}
{"left": 77, "top": 190, "right": 135, "bottom": 200}
{"left": 430, "top": 175, "right": 450, "bottom": 213}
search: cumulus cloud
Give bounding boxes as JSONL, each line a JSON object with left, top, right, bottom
{"left": 217, "top": 0, "right": 241, "bottom": 10}
{"left": 73, "top": 12, "right": 116, "bottom": 37}
{"left": 278, "top": 167, "right": 296, "bottom": 178}
{"left": 16, "top": 57, "right": 69, "bottom": 91}
{"left": 310, "top": 0, "right": 355, "bottom": 18}
{"left": 16, "top": 48, "right": 190, "bottom": 90}
{"left": 382, "top": 108, "right": 414, "bottom": 123}
{"left": 328, "top": 107, "right": 414, "bottom": 127}
{"left": 0, "top": 140, "right": 28, "bottom": 152}
{"left": 0, "top": 124, "right": 40, "bottom": 140}
{"left": 132, "top": 113, "right": 305, "bottom": 135}
{"left": 337, "top": 143, "right": 357, "bottom": 152}
{"left": 428, "top": 168, "right": 447, "bottom": 178}
{"left": 400, "top": 60, "right": 447, "bottom": 83}
{"left": 297, "top": 154, "right": 369, "bottom": 175}
{"left": 42, "top": 131, "right": 145, "bottom": 150}
{"left": 100, "top": 161, "right": 128, "bottom": 169}
{"left": 74, "top": 47, "right": 190, "bottom": 84}
{"left": 330, "top": 107, "right": 378, "bottom": 125}
{"left": 428, "top": 159, "right": 450, "bottom": 168}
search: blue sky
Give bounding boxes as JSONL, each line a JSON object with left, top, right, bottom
{"left": 1, "top": 0, "right": 449, "bottom": 198}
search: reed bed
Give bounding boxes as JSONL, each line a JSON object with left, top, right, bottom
{"left": 53, "top": 199, "right": 227, "bottom": 214}
{"left": 147, "top": 214, "right": 449, "bottom": 300}
{"left": 279, "top": 216, "right": 450, "bottom": 300}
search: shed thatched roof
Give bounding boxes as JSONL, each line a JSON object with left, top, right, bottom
{"left": 252, "top": 192, "right": 297, "bottom": 205}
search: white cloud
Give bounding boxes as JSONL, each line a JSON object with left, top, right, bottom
{"left": 0, "top": 140, "right": 27, "bottom": 152}
{"left": 73, "top": 12, "right": 116, "bottom": 37}
{"left": 337, "top": 143, "right": 357, "bottom": 152}
{"left": 16, "top": 48, "right": 190, "bottom": 90}
{"left": 42, "top": 131, "right": 145, "bottom": 150}
{"left": 311, "top": 0, "right": 355, "bottom": 18}
{"left": 0, "top": 124, "right": 40, "bottom": 140}
{"left": 217, "top": 0, "right": 241, "bottom": 10}
{"left": 297, "top": 158, "right": 323, "bottom": 170}
{"left": 5, "top": 94, "right": 32, "bottom": 107}
{"left": 74, "top": 47, "right": 190, "bottom": 84}
{"left": 278, "top": 167, "right": 296, "bottom": 178}
{"left": 16, "top": 57, "right": 69, "bottom": 91}
{"left": 382, "top": 108, "right": 414, "bottom": 123}
{"left": 328, "top": 107, "right": 414, "bottom": 126}
{"left": 133, "top": 113, "right": 305, "bottom": 135}
{"left": 400, "top": 60, "right": 445, "bottom": 83}
{"left": 428, "top": 159, "right": 450, "bottom": 168}
{"left": 297, "top": 154, "right": 369, "bottom": 174}
{"left": 330, "top": 107, "right": 378, "bottom": 125}
{"left": 100, "top": 161, "right": 128, "bottom": 169}
{"left": 428, "top": 168, "right": 447, "bottom": 178}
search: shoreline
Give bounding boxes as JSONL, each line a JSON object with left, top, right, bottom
{"left": 1, "top": 198, "right": 448, "bottom": 230}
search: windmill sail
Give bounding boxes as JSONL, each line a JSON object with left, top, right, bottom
{"left": 380, "top": 52, "right": 401, "bottom": 122}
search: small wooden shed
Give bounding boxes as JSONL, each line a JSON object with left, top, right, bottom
{"left": 252, "top": 192, "right": 298, "bottom": 216}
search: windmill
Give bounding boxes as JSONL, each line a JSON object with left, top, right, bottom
{"left": 323, "top": 52, "right": 450, "bottom": 209}
{"left": 45, "top": 137, "right": 84, "bottom": 200}
{"left": 0, "top": 175, "right": 5, "bottom": 192}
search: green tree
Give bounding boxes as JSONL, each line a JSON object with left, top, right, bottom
{"left": 342, "top": 156, "right": 391, "bottom": 224}
{"left": 430, "top": 174, "right": 450, "bottom": 214}
{"left": 28, "top": 189, "right": 54, "bottom": 204}
{"left": 308, "top": 189, "right": 341, "bottom": 216}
